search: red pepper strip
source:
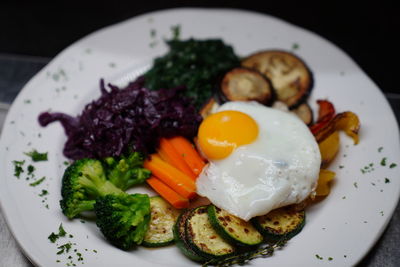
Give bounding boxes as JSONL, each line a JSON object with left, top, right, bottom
{"left": 310, "top": 100, "right": 336, "bottom": 135}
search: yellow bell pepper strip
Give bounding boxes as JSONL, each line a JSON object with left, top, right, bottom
{"left": 315, "top": 169, "right": 336, "bottom": 196}
{"left": 319, "top": 131, "right": 340, "bottom": 168}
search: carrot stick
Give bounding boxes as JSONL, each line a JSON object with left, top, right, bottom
{"left": 144, "top": 154, "right": 197, "bottom": 199}
{"left": 147, "top": 176, "right": 190, "bottom": 209}
{"left": 158, "top": 138, "right": 196, "bottom": 179}
{"left": 168, "top": 136, "right": 206, "bottom": 176}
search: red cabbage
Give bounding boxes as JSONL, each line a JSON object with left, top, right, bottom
{"left": 38, "top": 77, "right": 202, "bottom": 160}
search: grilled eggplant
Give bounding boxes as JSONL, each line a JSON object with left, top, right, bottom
{"left": 242, "top": 50, "right": 313, "bottom": 107}
{"left": 220, "top": 67, "right": 274, "bottom": 104}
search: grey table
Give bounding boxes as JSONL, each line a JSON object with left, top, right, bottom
{"left": 1, "top": 54, "right": 400, "bottom": 267}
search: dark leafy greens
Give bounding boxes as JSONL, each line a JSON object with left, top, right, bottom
{"left": 144, "top": 38, "right": 240, "bottom": 108}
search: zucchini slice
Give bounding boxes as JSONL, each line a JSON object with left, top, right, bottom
{"left": 207, "top": 205, "right": 263, "bottom": 247}
{"left": 291, "top": 102, "right": 313, "bottom": 125}
{"left": 173, "top": 209, "right": 206, "bottom": 262}
{"left": 252, "top": 206, "right": 306, "bottom": 241}
{"left": 142, "top": 196, "right": 181, "bottom": 247}
{"left": 220, "top": 67, "right": 274, "bottom": 104}
{"left": 241, "top": 50, "right": 313, "bottom": 107}
{"left": 186, "top": 206, "right": 236, "bottom": 260}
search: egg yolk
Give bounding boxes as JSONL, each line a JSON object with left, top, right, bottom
{"left": 197, "top": 110, "right": 259, "bottom": 159}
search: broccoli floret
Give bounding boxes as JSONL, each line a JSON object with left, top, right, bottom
{"left": 103, "top": 152, "right": 151, "bottom": 191}
{"left": 94, "top": 193, "right": 150, "bottom": 250}
{"left": 60, "top": 158, "right": 123, "bottom": 219}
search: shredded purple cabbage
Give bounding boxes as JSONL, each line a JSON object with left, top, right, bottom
{"left": 38, "top": 76, "right": 202, "bottom": 160}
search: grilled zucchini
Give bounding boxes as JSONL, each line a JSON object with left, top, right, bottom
{"left": 142, "top": 196, "right": 181, "bottom": 247}
{"left": 242, "top": 50, "right": 313, "bottom": 108}
{"left": 173, "top": 209, "right": 206, "bottom": 262}
{"left": 220, "top": 67, "right": 274, "bottom": 104}
{"left": 186, "top": 206, "right": 236, "bottom": 259}
{"left": 252, "top": 206, "right": 306, "bottom": 241}
{"left": 207, "top": 205, "right": 263, "bottom": 247}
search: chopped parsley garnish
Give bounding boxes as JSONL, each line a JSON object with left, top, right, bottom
{"left": 12, "top": 160, "right": 25, "bottom": 178}
{"left": 29, "top": 176, "right": 46, "bottom": 187}
{"left": 315, "top": 254, "right": 323, "bottom": 260}
{"left": 27, "top": 164, "right": 35, "bottom": 175}
{"left": 385, "top": 178, "right": 390, "bottom": 183}
{"left": 328, "top": 257, "right": 333, "bottom": 261}
{"left": 39, "top": 189, "right": 49, "bottom": 197}
{"left": 24, "top": 149, "right": 48, "bottom": 162}
{"left": 390, "top": 163, "right": 397, "bottom": 168}
{"left": 353, "top": 182, "right": 358, "bottom": 188}
{"left": 380, "top": 157, "right": 387, "bottom": 166}
{"left": 292, "top": 43, "right": 300, "bottom": 50}
{"left": 57, "top": 242, "right": 72, "bottom": 254}
{"left": 171, "top": 24, "right": 181, "bottom": 40}
{"left": 48, "top": 224, "right": 67, "bottom": 243}
{"left": 378, "top": 147, "right": 383, "bottom": 152}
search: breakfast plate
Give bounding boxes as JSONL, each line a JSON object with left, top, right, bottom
{"left": 1, "top": 8, "right": 399, "bottom": 267}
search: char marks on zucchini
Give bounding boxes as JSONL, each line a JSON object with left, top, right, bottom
{"left": 173, "top": 210, "right": 206, "bottom": 262}
{"left": 207, "top": 205, "right": 263, "bottom": 247}
{"left": 142, "top": 196, "right": 181, "bottom": 247}
{"left": 220, "top": 67, "right": 274, "bottom": 105}
{"left": 186, "top": 206, "right": 236, "bottom": 259}
{"left": 241, "top": 50, "right": 313, "bottom": 108}
{"left": 252, "top": 206, "right": 306, "bottom": 241}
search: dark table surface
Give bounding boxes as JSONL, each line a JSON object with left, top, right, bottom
{"left": 1, "top": 3, "right": 399, "bottom": 266}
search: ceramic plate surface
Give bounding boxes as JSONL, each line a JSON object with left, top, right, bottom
{"left": 1, "top": 8, "right": 399, "bottom": 267}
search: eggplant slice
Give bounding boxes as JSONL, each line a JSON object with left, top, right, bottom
{"left": 241, "top": 50, "right": 313, "bottom": 107}
{"left": 220, "top": 67, "right": 274, "bottom": 105}
{"left": 291, "top": 102, "right": 313, "bottom": 126}
{"left": 199, "top": 97, "right": 220, "bottom": 119}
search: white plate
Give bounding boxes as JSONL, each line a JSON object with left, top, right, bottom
{"left": 1, "top": 8, "right": 399, "bottom": 267}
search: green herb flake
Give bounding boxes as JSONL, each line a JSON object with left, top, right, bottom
{"left": 24, "top": 99, "right": 31, "bottom": 104}
{"left": 328, "top": 257, "right": 333, "bottom": 261}
{"left": 380, "top": 157, "right": 387, "bottom": 166}
{"left": 390, "top": 163, "right": 397, "bottom": 168}
{"left": 339, "top": 165, "right": 344, "bottom": 169}
{"left": 170, "top": 24, "right": 181, "bottom": 40}
{"left": 378, "top": 147, "right": 383, "bottom": 152}
{"left": 48, "top": 232, "right": 59, "bottom": 243}
{"left": 353, "top": 182, "right": 358, "bottom": 188}
{"left": 57, "top": 242, "right": 72, "bottom": 254}
{"left": 385, "top": 178, "right": 390, "bottom": 183}
{"left": 380, "top": 211, "right": 384, "bottom": 216}
{"left": 315, "top": 254, "right": 323, "bottom": 260}
{"left": 13, "top": 160, "right": 25, "bottom": 178}
{"left": 150, "top": 29, "right": 156, "bottom": 38}
{"left": 39, "top": 190, "right": 49, "bottom": 197}
{"left": 292, "top": 43, "right": 300, "bottom": 50}
{"left": 24, "top": 149, "right": 48, "bottom": 162}
{"left": 27, "top": 164, "right": 35, "bottom": 175}
{"left": 29, "top": 176, "right": 46, "bottom": 187}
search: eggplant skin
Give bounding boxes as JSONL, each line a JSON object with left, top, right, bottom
{"left": 219, "top": 67, "right": 274, "bottom": 105}
{"left": 241, "top": 50, "right": 313, "bottom": 108}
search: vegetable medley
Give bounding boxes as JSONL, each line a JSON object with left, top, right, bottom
{"left": 39, "top": 37, "right": 360, "bottom": 265}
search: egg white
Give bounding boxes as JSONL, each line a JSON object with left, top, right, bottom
{"left": 196, "top": 101, "right": 321, "bottom": 221}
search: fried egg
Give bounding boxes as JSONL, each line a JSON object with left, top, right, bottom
{"left": 196, "top": 101, "right": 321, "bottom": 221}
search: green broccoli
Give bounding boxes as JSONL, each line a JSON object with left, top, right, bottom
{"left": 103, "top": 152, "right": 151, "bottom": 191}
{"left": 60, "top": 158, "right": 123, "bottom": 219}
{"left": 94, "top": 193, "right": 150, "bottom": 250}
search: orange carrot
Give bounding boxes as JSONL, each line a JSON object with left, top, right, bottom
{"left": 158, "top": 138, "right": 196, "bottom": 179}
{"left": 168, "top": 136, "right": 206, "bottom": 176}
{"left": 144, "top": 154, "right": 197, "bottom": 199}
{"left": 147, "top": 176, "right": 190, "bottom": 209}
